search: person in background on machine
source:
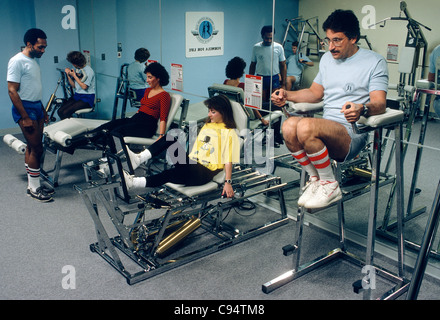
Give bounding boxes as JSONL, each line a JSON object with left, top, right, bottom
{"left": 57, "top": 51, "right": 96, "bottom": 120}
{"left": 271, "top": 9, "right": 388, "bottom": 209}
{"left": 127, "top": 47, "right": 150, "bottom": 101}
{"left": 428, "top": 44, "right": 440, "bottom": 117}
{"left": 7, "top": 28, "right": 54, "bottom": 202}
{"left": 286, "top": 41, "right": 314, "bottom": 90}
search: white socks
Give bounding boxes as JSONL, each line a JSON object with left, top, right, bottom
{"left": 307, "top": 147, "right": 335, "bottom": 182}
{"left": 132, "top": 177, "right": 147, "bottom": 189}
{"left": 26, "top": 164, "right": 41, "bottom": 192}
{"left": 123, "top": 170, "right": 146, "bottom": 189}
{"left": 292, "top": 150, "right": 318, "bottom": 181}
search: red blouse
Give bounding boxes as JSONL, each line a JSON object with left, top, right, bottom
{"left": 138, "top": 88, "right": 171, "bottom": 122}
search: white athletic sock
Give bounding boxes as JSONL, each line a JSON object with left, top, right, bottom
{"left": 27, "top": 166, "right": 41, "bottom": 192}
{"left": 132, "top": 177, "right": 147, "bottom": 189}
{"left": 292, "top": 150, "right": 319, "bottom": 180}
{"left": 307, "top": 146, "right": 335, "bottom": 182}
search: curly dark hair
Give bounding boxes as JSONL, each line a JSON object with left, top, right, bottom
{"left": 322, "top": 9, "right": 360, "bottom": 43}
{"left": 204, "top": 94, "right": 237, "bottom": 129}
{"left": 225, "top": 57, "right": 246, "bottom": 79}
{"left": 23, "top": 28, "right": 46, "bottom": 45}
{"left": 66, "top": 51, "right": 87, "bottom": 68}
{"left": 134, "top": 48, "right": 150, "bottom": 62}
{"left": 144, "top": 62, "right": 170, "bottom": 86}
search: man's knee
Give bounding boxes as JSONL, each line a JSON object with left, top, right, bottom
{"left": 282, "top": 117, "right": 299, "bottom": 139}
{"left": 296, "top": 118, "right": 315, "bottom": 142}
{"left": 26, "top": 139, "right": 44, "bottom": 156}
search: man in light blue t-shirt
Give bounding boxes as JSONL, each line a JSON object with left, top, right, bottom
{"left": 249, "top": 25, "right": 287, "bottom": 102}
{"left": 272, "top": 10, "right": 388, "bottom": 209}
{"left": 7, "top": 28, "right": 53, "bottom": 202}
{"left": 249, "top": 25, "right": 287, "bottom": 146}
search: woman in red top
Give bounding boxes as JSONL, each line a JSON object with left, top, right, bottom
{"left": 84, "top": 62, "right": 170, "bottom": 142}
{"left": 137, "top": 62, "right": 171, "bottom": 138}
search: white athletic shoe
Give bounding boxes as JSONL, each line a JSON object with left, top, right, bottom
{"left": 304, "top": 180, "right": 342, "bottom": 209}
{"left": 298, "top": 178, "right": 320, "bottom": 207}
{"left": 126, "top": 148, "right": 142, "bottom": 170}
{"left": 122, "top": 170, "right": 134, "bottom": 190}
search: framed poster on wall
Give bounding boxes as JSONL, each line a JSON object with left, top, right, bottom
{"left": 185, "top": 12, "right": 224, "bottom": 58}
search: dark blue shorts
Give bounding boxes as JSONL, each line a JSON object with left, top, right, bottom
{"left": 12, "top": 100, "right": 44, "bottom": 123}
{"left": 73, "top": 93, "right": 95, "bottom": 107}
{"left": 259, "top": 74, "right": 281, "bottom": 91}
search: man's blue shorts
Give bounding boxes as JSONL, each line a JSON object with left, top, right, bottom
{"left": 259, "top": 74, "right": 281, "bottom": 92}
{"left": 343, "top": 126, "right": 369, "bottom": 163}
{"left": 12, "top": 100, "right": 44, "bottom": 123}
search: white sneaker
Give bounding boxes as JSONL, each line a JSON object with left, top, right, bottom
{"left": 298, "top": 178, "right": 320, "bottom": 207}
{"left": 122, "top": 170, "right": 134, "bottom": 190}
{"left": 304, "top": 180, "right": 342, "bottom": 209}
{"left": 126, "top": 148, "right": 142, "bottom": 170}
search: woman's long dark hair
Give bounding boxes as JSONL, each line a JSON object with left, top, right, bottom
{"left": 204, "top": 94, "right": 237, "bottom": 129}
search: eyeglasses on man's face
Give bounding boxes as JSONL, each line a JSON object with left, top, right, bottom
{"left": 323, "top": 36, "right": 347, "bottom": 47}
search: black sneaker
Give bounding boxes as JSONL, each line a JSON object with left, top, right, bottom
{"left": 28, "top": 187, "right": 53, "bottom": 202}
{"left": 27, "top": 185, "right": 55, "bottom": 196}
{"left": 41, "top": 184, "right": 55, "bottom": 195}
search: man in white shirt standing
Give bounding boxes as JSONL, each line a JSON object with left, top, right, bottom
{"left": 249, "top": 25, "right": 287, "bottom": 102}
{"left": 272, "top": 10, "right": 388, "bottom": 209}
{"left": 7, "top": 28, "right": 53, "bottom": 202}
{"left": 249, "top": 25, "right": 287, "bottom": 146}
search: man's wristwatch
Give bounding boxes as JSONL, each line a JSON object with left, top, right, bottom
{"left": 225, "top": 179, "right": 232, "bottom": 184}
{"left": 361, "top": 104, "right": 369, "bottom": 117}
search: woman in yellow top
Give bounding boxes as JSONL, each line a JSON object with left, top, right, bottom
{"left": 124, "top": 94, "right": 240, "bottom": 198}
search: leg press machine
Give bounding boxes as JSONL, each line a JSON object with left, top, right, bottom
{"left": 74, "top": 98, "right": 290, "bottom": 285}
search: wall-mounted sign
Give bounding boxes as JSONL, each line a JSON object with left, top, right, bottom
{"left": 185, "top": 12, "right": 224, "bottom": 58}
{"left": 387, "top": 44, "right": 398, "bottom": 62}
{"left": 244, "top": 74, "right": 263, "bottom": 109}
{"left": 171, "top": 63, "right": 183, "bottom": 91}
